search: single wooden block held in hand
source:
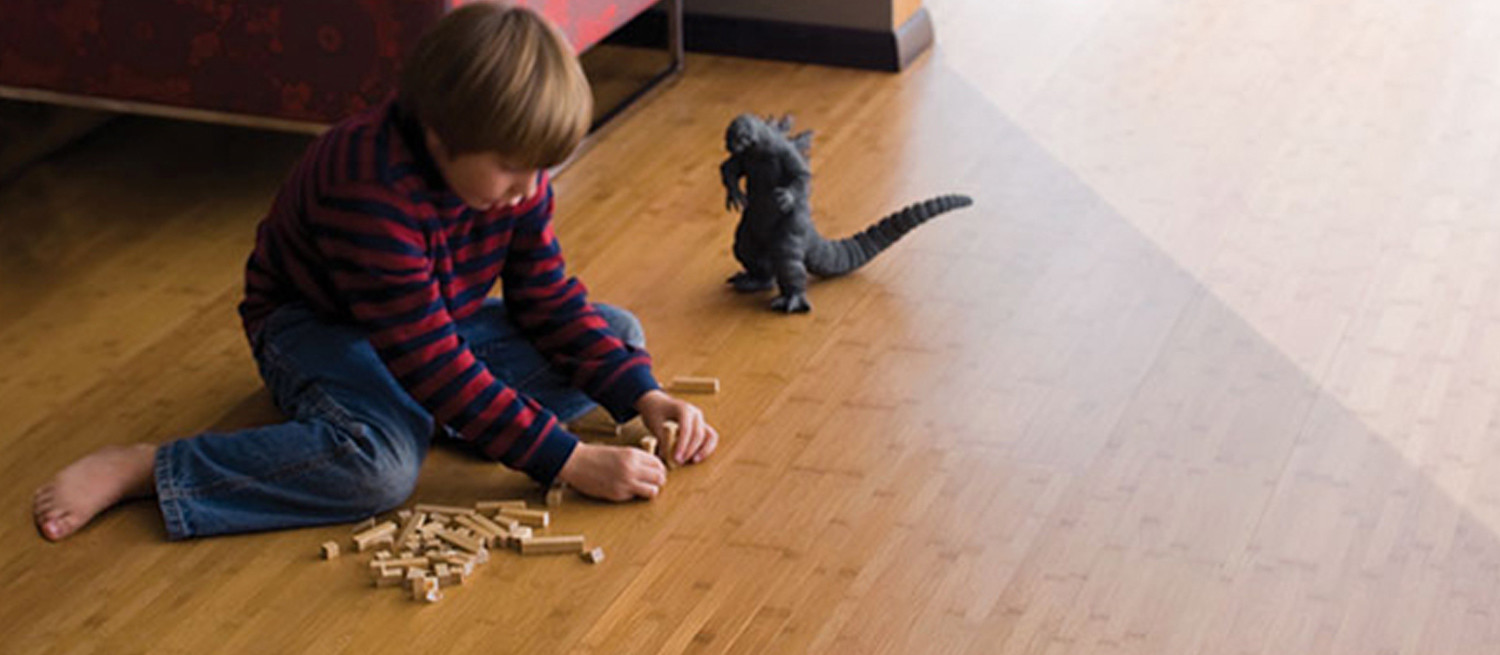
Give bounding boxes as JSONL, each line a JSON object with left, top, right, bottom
{"left": 661, "top": 421, "right": 680, "bottom": 470}
{"left": 639, "top": 436, "right": 659, "bottom": 458}
{"left": 668, "top": 376, "right": 720, "bottom": 394}
{"left": 518, "top": 535, "right": 587, "bottom": 555}
{"left": 320, "top": 541, "right": 340, "bottom": 560}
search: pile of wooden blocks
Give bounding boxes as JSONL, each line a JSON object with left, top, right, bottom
{"left": 321, "top": 500, "right": 604, "bottom": 603}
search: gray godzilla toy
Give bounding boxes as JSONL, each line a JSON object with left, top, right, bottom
{"left": 720, "top": 113, "right": 973, "bottom": 313}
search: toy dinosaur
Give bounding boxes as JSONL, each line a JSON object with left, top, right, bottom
{"left": 720, "top": 113, "right": 973, "bottom": 313}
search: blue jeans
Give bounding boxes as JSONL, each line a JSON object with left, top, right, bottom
{"left": 153, "top": 299, "right": 644, "bottom": 540}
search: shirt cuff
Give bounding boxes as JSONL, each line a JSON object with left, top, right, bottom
{"left": 518, "top": 424, "right": 580, "bottom": 486}
{"left": 594, "top": 364, "right": 661, "bottom": 423}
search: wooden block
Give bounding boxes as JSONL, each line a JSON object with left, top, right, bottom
{"left": 414, "top": 503, "right": 478, "bottom": 517}
{"left": 497, "top": 508, "right": 549, "bottom": 528}
{"left": 352, "top": 517, "right": 377, "bottom": 533}
{"left": 668, "top": 376, "right": 719, "bottom": 394}
{"left": 395, "top": 512, "right": 427, "bottom": 548}
{"left": 545, "top": 483, "right": 565, "bottom": 508}
{"left": 374, "top": 550, "right": 391, "bottom": 561}
{"left": 440, "top": 552, "right": 473, "bottom": 567}
{"left": 639, "top": 436, "right": 658, "bottom": 456}
{"left": 465, "top": 513, "right": 513, "bottom": 542}
{"left": 518, "top": 535, "right": 586, "bottom": 556}
{"left": 451, "top": 515, "right": 488, "bottom": 542}
{"left": 509, "top": 526, "right": 533, "bottom": 542}
{"left": 373, "top": 567, "right": 404, "bottom": 588}
{"left": 582, "top": 547, "right": 605, "bottom": 564}
{"left": 319, "top": 541, "right": 340, "bottom": 560}
{"left": 489, "top": 513, "right": 522, "bottom": 531}
{"left": 475, "top": 500, "right": 528, "bottom": 512}
{"left": 396, "top": 509, "right": 413, "bottom": 521}
{"left": 436, "top": 527, "right": 485, "bottom": 554}
{"left": 435, "top": 562, "right": 464, "bottom": 586}
{"left": 411, "top": 575, "right": 440, "bottom": 602}
{"left": 370, "top": 556, "right": 430, "bottom": 570}
{"left": 352, "top": 521, "right": 398, "bottom": 551}
{"left": 661, "top": 421, "right": 680, "bottom": 470}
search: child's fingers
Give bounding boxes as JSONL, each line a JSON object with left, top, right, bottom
{"left": 692, "top": 424, "right": 720, "bottom": 463}
{"left": 675, "top": 411, "right": 701, "bottom": 464}
{"left": 632, "top": 447, "right": 667, "bottom": 483}
{"left": 632, "top": 481, "right": 660, "bottom": 499}
{"left": 632, "top": 460, "right": 666, "bottom": 499}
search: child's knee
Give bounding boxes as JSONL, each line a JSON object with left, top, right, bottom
{"left": 329, "top": 416, "right": 425, "bottom": 512}
{"left": 593, "top": 303, "right": 646, "bottom": 348}
{"left": 349, "top": 443, "right": 420, "bottom": 512}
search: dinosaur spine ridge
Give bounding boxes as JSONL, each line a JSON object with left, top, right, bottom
{"left": 805, "top": 194, "right": 973, "bottom": 278}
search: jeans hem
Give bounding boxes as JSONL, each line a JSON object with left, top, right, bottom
{"left": 154, "top": 441, "right": 191, "bottom": 541}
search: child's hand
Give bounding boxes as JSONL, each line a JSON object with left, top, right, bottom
{"left": 557, "top": 442, "right": 666, "bottom": 501}
{"left": 635, "top": 389, "right": 720, "bottom": 466}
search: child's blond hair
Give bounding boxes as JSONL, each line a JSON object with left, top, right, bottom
{"left": 399, "top": 3, "right": 592, "bottom": 168}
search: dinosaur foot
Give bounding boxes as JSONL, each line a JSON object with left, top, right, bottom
{"left": 769, "top": 293, "right": 811, "bottom": 313}
{"left": 727, "top": 272, "right": 775, "bottom": 293}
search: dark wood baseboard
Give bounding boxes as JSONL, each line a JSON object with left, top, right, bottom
{"left": 608, "top": 7, "right": 934, "bottom": 72}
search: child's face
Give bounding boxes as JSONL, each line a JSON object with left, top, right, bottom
{"left": 425, "top": 129, "right": 541, "bottom": 212}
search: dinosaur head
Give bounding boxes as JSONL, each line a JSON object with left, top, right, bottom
{"left": 726, "top": 113, "right": 768, "bottom": 155}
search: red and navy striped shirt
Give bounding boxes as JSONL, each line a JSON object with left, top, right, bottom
{"left": 239, "top": 99, "right": 657, "bottom": 482}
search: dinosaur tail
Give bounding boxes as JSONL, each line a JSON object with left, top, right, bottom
{"left": 805, "top": 194, "right": 973, "bottom": 278}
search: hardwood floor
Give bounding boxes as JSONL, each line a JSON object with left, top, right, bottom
{"left": 4, "top": 0, "right": 1500, "bottom": 652}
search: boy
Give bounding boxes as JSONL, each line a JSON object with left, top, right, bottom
{"left": 33, "top": 4, "right": 717, "bottom": 542}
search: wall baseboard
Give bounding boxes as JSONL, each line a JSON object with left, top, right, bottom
{"left": 608, "top": 7, "right": 934, "bottom": 72}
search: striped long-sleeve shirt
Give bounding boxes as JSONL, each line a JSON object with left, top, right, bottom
{"left": 238, "top": 99, "right": 657, "bottom": 483}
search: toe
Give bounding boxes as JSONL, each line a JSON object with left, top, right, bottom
{"left": 42, "top": 515, "right": 74, "bottom": 541}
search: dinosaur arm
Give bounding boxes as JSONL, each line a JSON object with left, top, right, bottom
{"left": 774, "top": 151, "right": 811, "bottom": 214}
{"left": 720, "top": 156, "right": 747, "bottom": 211}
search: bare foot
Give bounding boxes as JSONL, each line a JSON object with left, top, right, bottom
{"left": 33, "top": 444, "right": 158, "bottom": 541}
